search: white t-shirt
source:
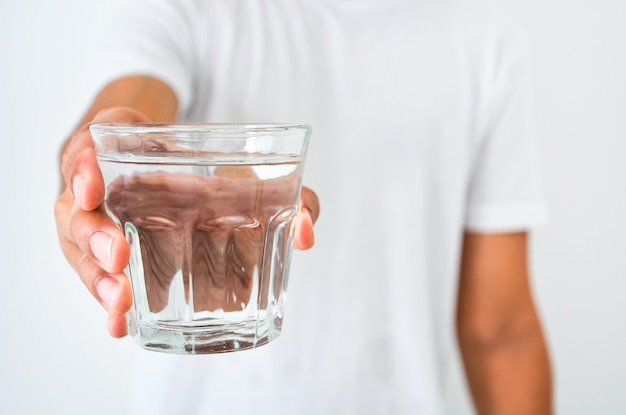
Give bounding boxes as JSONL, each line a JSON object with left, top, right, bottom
{"left": 95, "top": 0, "right": 547, "bottom": 413}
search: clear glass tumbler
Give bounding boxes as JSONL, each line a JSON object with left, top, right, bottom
{"left": 90, "top": 123, "right": 312, "bottom": 354}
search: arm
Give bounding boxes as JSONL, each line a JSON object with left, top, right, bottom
{"left": 55, "top": 75, "right": 318, "bottom": 337}
{"left": 456, "top": 231, "right": 553, "bottom": 415}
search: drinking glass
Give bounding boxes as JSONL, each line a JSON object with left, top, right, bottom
{"left": 90, "top": 123, "right": 312, "bottom": 354}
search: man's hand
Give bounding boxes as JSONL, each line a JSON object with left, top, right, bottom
{"left": 56, "top": 107, "right": 152, "bottom": 337}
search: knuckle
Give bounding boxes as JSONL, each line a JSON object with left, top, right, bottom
{"left": 54, "top": 192, "right": 74, "bottom": 238}
{"left": 53, "top": 194, "right": 67, "bottom": 218}
{"left": 77, "top": 253, "right": 104, "bottom": 294}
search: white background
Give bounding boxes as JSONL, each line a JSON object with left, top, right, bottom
{"left": 0, "top": 1, "right": 624, "bottom": 414}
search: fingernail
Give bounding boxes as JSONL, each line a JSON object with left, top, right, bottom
{"left": 298, "top": 208, "right": 315, "bottom": 247}
{"left": 73, "top": 174, "right": 84, "bottom": 204}
{"left": 90, "top": 231, "right": 113, "bottom": 267}
{"left": 96, "top": 277, "right": 118, "bottom": 310}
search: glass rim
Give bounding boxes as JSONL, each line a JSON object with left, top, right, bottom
{"left": 89, "top": 122, "right": 312, "bottom": 135}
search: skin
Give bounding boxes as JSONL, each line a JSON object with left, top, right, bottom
{"left": 457, "top": 231, "right": 553, "bottom": 414}
{"left": 55, "top": 76, "right": 551, "bottom": 413}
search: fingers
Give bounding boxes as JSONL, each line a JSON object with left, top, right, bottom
{"left": 69, "top": 202, "right": 130, "bottom": 274}
{"left": 300, "top": 186, "right": 320, "bottom": 224}
{"left": 55, "top": 189, "right": 132, "bottom": 316}
{"left": 107, "top": 314, "right": 129, "bottom": 338}
{"left": 57, "top": 106, "right": 151, "bottom": 337}
{"left": 293, "top": 207, "right": 315, "bottom": 250}
{"left": 293, "top": 186, "right": 319, "bottom": 250}
{"left": 62, "top": 124, "right": 104, "bottom": 212}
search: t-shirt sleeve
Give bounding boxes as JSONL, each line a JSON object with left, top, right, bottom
{"left": 93, "top": 0, "right": 196, "bottom": 119}
{"left": 464, "top": 25, "right": 548, "bottom": 233}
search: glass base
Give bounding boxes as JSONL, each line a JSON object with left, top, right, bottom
{"left": 129, "top": 317, "right": 282, "bottom": 355}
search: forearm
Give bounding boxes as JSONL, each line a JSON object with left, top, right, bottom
{"left": 456, "top": 232, "right": 553, "bottom": 414}
{"left": 457, "top": 301, "right": 553, "bottom": 414}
